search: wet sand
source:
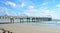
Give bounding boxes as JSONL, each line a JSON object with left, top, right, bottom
{"left": 0, "top": 23, "right": 60, "bottom": 33}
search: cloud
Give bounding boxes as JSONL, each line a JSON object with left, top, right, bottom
{"left": 28, "top": 6, "right": 34, "bottom": 9}
{"left": 20, "top": 3, "right": 25, "bottom": 8}
{"left": 0, "top": 7, "right": 9, "bottom": 16}
{"left": 42, "top": 3, "right": 47, "bottom": 6}
{"left": 0, "top": 7, "right": 20, "bottom": 16}
{"left": 57, "top": 4, "right": 60, "bottom": 7}
{"left": 24, "top": 8, "right": 51, "bottom": 17}
{"left": 50, "top": 13, "right": 60, "bottom": 19}
{"left": 50, "top": 9, "right": 60, "bottom": 19}
{"left": 5, "top": 1, "right": 16, "bottom": 7}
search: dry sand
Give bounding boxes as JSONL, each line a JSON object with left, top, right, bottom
{"left": 0, "top": 23, "right": 60, "bottom": 33}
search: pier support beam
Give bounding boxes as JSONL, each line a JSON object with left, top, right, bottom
{"left": 27, "top": 18, "right": 30, "bottom": 22}
{"left": 10, "top": 18, "right": 14, "bottom": 23}
{"left": 48, "top": 18, "right": 52, "bottom": 21}
{"left": 34, "top": 18, "right": 39, "bottom": 22}
{"left": 32, "top": 18, "right": 36, "bottom": 22}
{"left": 20, "top": 18, "right": 23, "bottom": 23}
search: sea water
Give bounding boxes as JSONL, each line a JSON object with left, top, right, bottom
{"left": 0, "top": 19, "right": 60, "bottom": 28}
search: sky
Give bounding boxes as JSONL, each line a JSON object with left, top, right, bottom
{"left": 0, "top": 0, "right": 60, "bottom": 19}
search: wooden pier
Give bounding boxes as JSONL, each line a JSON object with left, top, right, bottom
{"left": 0, "top": 16, "right": 52, "bottom": 24}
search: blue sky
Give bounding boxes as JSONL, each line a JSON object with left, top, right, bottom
{"left": 0, "top": 0, "right": 60, "bottom": 19}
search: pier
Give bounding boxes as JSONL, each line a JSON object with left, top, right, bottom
{"left": 0, "top": 16, "right": 52, "bottom": 24}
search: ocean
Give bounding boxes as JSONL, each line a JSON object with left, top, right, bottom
{"left": 0, "top": 19, "right": 60, "bottom": 28}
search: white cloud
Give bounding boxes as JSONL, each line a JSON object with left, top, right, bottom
{"left": 28, "top": 6, "right": 34, "bottom": 9}
{"left": 0, "top": 7, "right": 20, "bottom": 16}
{"left": 20, "top": 3, "right": 25, "bottom": 8}
{"left": 24, "top": 8, "right": 51, "bottom": 17}
{"left": 42, "top": 3, "right": 47, "bottom": 6}
{"left": 0, "top": 7, "right": 9, "bottom": 16}
{"left": 5, "top": 1, "right": 16, "bottom": 7}
{"left": 57, "top": 4, "right": 60, "bottom": 7}
{"left": 51, "top": 13, "right": 60, "bottom": 19}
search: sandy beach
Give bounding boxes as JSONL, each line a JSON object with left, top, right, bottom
{"left": 0, "top": 23, "right": 60, "bottom": 33}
